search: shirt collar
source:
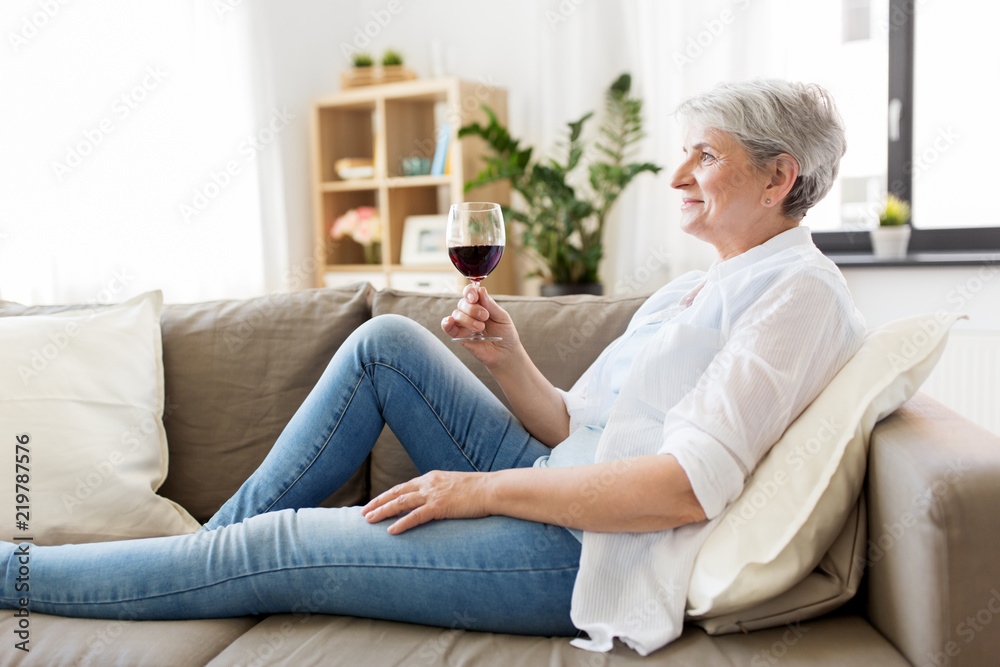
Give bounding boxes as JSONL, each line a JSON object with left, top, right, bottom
{"left": 706, "top": 226, "right": 814, "bottom": 281}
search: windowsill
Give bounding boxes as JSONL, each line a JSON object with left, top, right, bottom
{"left": 827, "top": 251, "right": 1000, "bottom": 268}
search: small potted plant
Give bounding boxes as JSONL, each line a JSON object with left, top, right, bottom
{"left": 871, "top": 194, "right": 911, "bottom": 259}
{"left": 341, "top": 50, "right": 415, "bottom": 89}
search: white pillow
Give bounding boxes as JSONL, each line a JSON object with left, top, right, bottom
{"left": 0, "top": 292, "right": 200, "bottom": 545}
{"left": 687, "top": 312, "right": 964, "bottom": 619}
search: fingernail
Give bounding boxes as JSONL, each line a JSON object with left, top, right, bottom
{"left": 466, "top": 293, "right": 475, "bottom": 302}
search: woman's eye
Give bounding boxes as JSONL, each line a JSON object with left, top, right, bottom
{"left": 700, "top": 152, "right": 715, "bottom": 163}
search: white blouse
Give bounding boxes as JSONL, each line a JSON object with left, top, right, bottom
{"left": 556, "top": 226, "right": 866, "bottom": 655}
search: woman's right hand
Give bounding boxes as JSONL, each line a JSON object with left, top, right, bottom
{"left": 441, "top": 284, "right": 521, "bottom": 370}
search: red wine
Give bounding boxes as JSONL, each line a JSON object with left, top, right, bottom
{"left": 449, "top": 244, "right": 503, "bottom": 280}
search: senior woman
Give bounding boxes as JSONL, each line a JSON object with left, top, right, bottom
{"left": 2, "top": 80, "right": 864, "bottom": 655}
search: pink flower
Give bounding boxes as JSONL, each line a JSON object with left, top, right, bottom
{"left": 332, "top": 206, "right": 382, "bottom": 245}
{"left": 330, "top": 209, "right": 358, "bottom": 240}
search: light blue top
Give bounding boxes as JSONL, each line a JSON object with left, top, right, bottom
{"left": 534, "top": 316, "right": 672, "bottom": 541}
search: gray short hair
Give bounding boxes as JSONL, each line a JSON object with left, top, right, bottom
{"left": 675, "top": 80, "right": 847, "bottom": 221}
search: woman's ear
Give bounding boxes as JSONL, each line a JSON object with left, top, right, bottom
{"left": 764, "top": 153, "right": 800, "bottom": 205}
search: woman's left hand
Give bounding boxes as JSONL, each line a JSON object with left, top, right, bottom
{"left": 361, "top": 470, "right": 492, "bottom": 535}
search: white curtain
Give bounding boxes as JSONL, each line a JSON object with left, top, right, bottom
{"left": 0, "top": 1, "right": 270, "bottom": 305}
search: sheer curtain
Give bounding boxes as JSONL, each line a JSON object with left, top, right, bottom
{"left": 0, "top": 1, "right": 269, "bottom": 305}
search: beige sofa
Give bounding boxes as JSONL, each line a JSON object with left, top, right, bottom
{"left": 2, "top": 282, "right": 999, "bottom": 666}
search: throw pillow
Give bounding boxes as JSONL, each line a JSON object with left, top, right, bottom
{"left": 687, "top": 311, "right": 964, "bottom": 626}
{"left": 0, "top": 292, "right": 201, "bottom": 545}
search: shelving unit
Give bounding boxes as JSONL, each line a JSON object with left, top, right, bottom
{"left": 310, "top": 78, "right": 516, "bottom": 294}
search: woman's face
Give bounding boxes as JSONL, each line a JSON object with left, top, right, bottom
{"left": 670, "top": 126, "right": 777, "bottom": 260}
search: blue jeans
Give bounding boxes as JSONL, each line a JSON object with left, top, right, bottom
{"left": 1, "top": 315, "right": 582, "bottom": 636}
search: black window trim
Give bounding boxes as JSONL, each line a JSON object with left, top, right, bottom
{"left": 814, "top": 0, "right": 1000, "bottom": 260}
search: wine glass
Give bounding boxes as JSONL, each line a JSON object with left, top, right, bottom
{"left": 446, "top": 202, "right": 505, "bottom": 342}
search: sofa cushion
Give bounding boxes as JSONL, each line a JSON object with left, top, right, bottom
{"left": 0, "top": 612, "right": 261, "bottom": 666}
{"left": 0, "top": 292, "right": 200, "bottom": 544}
{"left": 205, "top": 613, "right": 908, "bottom": 666}
{"left": 155, "top": 285, "right": 375, "bottom": 521}
{"left": 368, "top": 289, "right": 647, "bottom": 495}
{"left": 687, "top": 312, "right": 963, "bottom": 630}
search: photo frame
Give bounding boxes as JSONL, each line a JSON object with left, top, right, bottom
{"left": 400, "top": 214, "right": 449, "bottom": 265}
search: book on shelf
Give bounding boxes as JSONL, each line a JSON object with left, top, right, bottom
{"left": 430, "top": 121, "right": 450, "bottom": 176}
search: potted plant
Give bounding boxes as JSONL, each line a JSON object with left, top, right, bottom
{"left": 871, "top": 194, "right": 911, "bottom": 259}
{"left": 341, "top": 51, "right": 415, "bottom": 89}
{"left": 459, "top": 73, "right": 662, "bottom": 295}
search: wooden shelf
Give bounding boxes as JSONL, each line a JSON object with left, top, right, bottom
{"left": 310, "top": 78, "right": 516, "bottom": 295}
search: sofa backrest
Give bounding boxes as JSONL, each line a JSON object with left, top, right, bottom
{"left": 156, "top": 285, "right": 375, "bottom": 521}
{"left": 0, "top": 283, "right": 646, "bottom": 521}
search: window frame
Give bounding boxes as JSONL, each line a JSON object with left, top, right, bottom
{"left": 814, "top": 0, "right": 1000, "bottom": 259}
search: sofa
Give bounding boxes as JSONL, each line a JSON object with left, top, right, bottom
{"left": 2, "top": 281, "right": 999, "bottom": 666}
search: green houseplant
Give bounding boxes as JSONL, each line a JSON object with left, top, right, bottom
{"left": 871, "top": 194, "right": 912, "bottom": 259}
{"left": 459, "top": 73, "right": 661, "bottom": 294}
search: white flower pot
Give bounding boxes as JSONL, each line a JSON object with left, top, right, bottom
{"left": 870, "top": 225, "right": 911, "bottom": 259}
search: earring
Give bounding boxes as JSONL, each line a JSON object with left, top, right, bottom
{"left": 765, "top": 198, "right": 771, "bottom": 205}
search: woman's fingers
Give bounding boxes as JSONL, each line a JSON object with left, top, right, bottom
{"left": 361, "top": 472, "right": 488, "bottom": 535}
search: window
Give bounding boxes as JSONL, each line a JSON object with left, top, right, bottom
{"left": 814, "top": 0, "right": 1000, "bottom": 254}
{"left": 776, "top": 0, "right": 889, "bottom": 233}
{"left": 910, "top": 0, "right": 998, "bottom": 229}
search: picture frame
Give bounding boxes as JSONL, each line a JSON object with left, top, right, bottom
{"left": 400, "top": 214, "right": 449, "bottom": 265}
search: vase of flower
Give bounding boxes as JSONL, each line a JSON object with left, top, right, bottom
{"left": 330, "top": 206, "right": 383, "bottom": 265}
{"left": 363, "top": 242, "right": 382, "bottom": 265}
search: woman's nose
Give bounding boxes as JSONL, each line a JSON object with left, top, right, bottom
{"left": 670, "top": 160, "right": 692, "bottom": 190}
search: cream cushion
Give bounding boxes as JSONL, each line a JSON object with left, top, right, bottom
{"left": 0, "top": 291, "right": 200, "bottom": 545}
{"left": 687, "top": 312, "right": 964, "bottom": 621}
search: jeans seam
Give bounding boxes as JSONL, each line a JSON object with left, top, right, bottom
{"left": 367, "top": 360, "right": 481, "bottom": 472}
{"left": 261, "top": 371, "right": 367, "bottom": 514}
{"left": 27, "top": 563, "right": 581, "bottom": 608}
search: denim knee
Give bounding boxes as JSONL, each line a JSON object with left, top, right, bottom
{"left": 349, "top": 314, "right": 436, "bottom": 365}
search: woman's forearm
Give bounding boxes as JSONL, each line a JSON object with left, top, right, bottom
{"left": 488, "top": 347, "right": 570, "bottom": 447}
{"left": 485, "top": 454, "right": 707, "bottom": 533}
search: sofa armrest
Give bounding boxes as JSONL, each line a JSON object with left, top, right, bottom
{"left": 865, "top": 392, "right": 1000, "bottom": 667}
